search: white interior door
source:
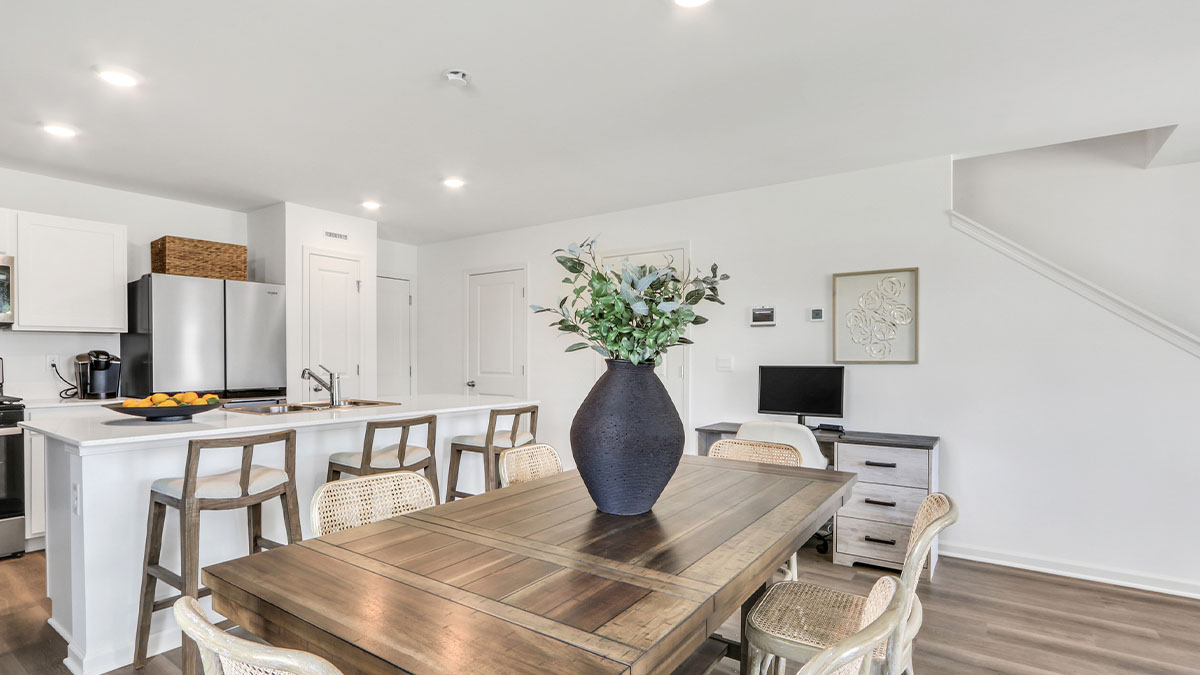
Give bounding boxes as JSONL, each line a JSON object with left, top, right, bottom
{"left": 378, "top": 276, "right": 412, "bottom": 396}
{"left": 467, "top": 269, "right": 526, "bottom": 397}
{"left": 600, "top": 247, "right": 689, "bottom": 421}
{"left": 306, "top": 252, "right": 362, "bottom": 399}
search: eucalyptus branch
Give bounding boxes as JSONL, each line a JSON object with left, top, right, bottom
{"left": 530, "top": 238, "right": 729, "bottom": 365}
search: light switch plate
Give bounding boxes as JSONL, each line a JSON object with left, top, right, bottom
{"left": 716, "top": 355, "right": 734, "bottom": 372}
{"left": 809, "top": 307, "right": 826, "bottom": 322}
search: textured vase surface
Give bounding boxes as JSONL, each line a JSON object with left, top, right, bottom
{"left": 570, "top": 359, "right": 685, "bottom": 515}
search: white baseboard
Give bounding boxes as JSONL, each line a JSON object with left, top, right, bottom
{"left": 47, "top": 616, "right": 72, "bottom": 643}
{"left": 940, "top": 542, "right": 1200, "bottom": 599}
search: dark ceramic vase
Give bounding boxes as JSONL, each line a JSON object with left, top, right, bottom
{"left": 570, "top": 359, "right": 685, "bottom": 515}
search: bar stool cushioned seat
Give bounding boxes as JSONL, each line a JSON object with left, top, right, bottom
{"left": 327, "top": 444, "right": 431, "bottom": 471}
{"left": 150, "top": 466, "right": 288, "bottom": 500}
{"left": 450, "top": 430, "right": 533, "bottom": 448}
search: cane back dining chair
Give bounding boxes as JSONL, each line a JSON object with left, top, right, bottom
{"left": 310, "top": 472, "right": 437, "bottom": 537}
{"left": 446, "top": 404, "right": 539, "bottom": 500}
{"left": 498, "top": 443, "right": 563, "bottom": 487}
{"left": 174, "top": 596, "right": 343, "bottom": 674}
{"left": 745, "top": 493, "right": 957, "bottom": 675}
{"left": 791, "top": 577, "right": 907, "bottom": 675}
{"left": 709, "top": 438, "right": 805, "bottom": 581}
{"left": 326, "top": 415, "right": 439, "bottom": 502}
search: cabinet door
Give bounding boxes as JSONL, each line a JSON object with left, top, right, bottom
{"left": 24, "top": 431, "right": 46, "bottom": 539}
{"left": 14, "top": 211, "right": 127, "bottom": 332}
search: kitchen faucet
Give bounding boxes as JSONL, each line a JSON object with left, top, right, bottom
{"left": 300, "top": 364, "right": 342, "bottom": 407}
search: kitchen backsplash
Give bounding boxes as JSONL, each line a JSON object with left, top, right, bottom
{"left": 0, "top": 331, "right": 120, "bottom": 399}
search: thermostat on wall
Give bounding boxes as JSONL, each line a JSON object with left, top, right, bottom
{"left": 809, "top": 307, "right": 825, "bottom": 322}
{"left": 750, "top": 307, "right": 776, "bottom": 327}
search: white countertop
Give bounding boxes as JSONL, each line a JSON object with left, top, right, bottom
{"left": 21, "top": 397, "right": 112, "bottom": 410}
{"left": 20, "top": 393, "right": 537, "bottom": 451}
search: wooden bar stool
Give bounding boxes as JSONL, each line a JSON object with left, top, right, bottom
{"left": 133, "top": 430, "right": 302, "bottom": 675}
{"left": 325, "top": 415, "right": 440, "bottom": 503}
{"left": 446, "top": 405, "right": 538, "bottom": 501}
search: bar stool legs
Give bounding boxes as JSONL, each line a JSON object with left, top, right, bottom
{"left": 133, "top": 430, "right": 302, "bottom": 675}
{"left": 445, "top": 405, "right": 539, "bottom": 501}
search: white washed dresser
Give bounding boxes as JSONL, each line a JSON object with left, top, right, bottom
{"left": 696, "top": 423, "right": 941, "bottom": 576}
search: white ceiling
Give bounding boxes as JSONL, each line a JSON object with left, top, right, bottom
{"left": 2, "top": 1, "right": 1199, "bottom": 243}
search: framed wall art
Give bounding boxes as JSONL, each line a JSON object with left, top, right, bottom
{"left": 833, "top": 267, "right": 918, "bottom": 364}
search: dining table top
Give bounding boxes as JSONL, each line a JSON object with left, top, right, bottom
{"left": 202, "top": 454, "right": 857, "bottom": 675}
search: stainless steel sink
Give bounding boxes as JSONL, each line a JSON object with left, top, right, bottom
{"left": 230, "top": 400, "right": 400, "bottom": 415}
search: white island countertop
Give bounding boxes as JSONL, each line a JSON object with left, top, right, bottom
{"left": 20, "top": 393, "right": 536, "bottom": 452}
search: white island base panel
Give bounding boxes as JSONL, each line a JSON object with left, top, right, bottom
{"left": 26, "top": 394, "right": 536, "bottom": 675}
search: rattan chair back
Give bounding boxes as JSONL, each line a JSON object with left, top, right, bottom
{"left": 709, "top": 438, "right": 802, "bottom": 466}
{"left": 310, "top": 472, "right": 436, "bottom": 536}
{"left": 498, "top": 443, "right": 563, "bottom": 487}
{"left": 174, "top": 596, "right": 343, "bottom": 674}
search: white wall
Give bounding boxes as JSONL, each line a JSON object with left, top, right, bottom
{"left": 955, "top": 131, "right": 1200, "bottom": 337}
{"left": 248, "top": 203, "right": 379, "bottom": 401}
{"left": 0, "top": 166, "right": 246, "bottom": 399}
{"left": 417, "top": 156, "right": 1200, "bottom": 597}
{"left": 378, "top": 239, "right": 418, "bottom": 280}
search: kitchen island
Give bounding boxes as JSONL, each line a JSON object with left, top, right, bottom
{"left": 20, "top": 393, "right": 538, "bottom": 675}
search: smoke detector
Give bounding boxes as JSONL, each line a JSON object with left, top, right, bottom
{"left": 443, "top": 69, "right": 471, "bottom": 87}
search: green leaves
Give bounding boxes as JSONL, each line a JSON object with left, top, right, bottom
{"left": 556, "top": 255, "right": 586, "bottom": 274}
{"left": 531, "top": 237, "right": 729, "bottom": 363}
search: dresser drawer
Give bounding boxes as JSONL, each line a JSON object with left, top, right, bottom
{"left": 836, "top": 517, "right": 910, "bottom": 565}
{"left": 836, "top": 443, "right": 929, "bottom": 488}
{"left": 838, "top": 483, "right": 926, "bottom": 526}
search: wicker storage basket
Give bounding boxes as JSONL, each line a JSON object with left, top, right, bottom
{"left": 150, "top": 236, "right": 247, "bottom": 280}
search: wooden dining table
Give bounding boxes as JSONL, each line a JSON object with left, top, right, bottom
{"left": 202, "top": 454, "right": 857, "bottom": 675}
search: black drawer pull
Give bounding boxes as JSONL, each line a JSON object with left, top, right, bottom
{"left": 864, "top": 498, "right": 897, "bottom": 507}
{"left": 865, "top": 461, "right": 897, "bottom": 468}
{"left": 864, "top": 536, "right": 897, "bottom": 546}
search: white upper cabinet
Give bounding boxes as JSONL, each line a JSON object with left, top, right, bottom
{"left": 13, "top": 211, "right": 128, "bottom": 332}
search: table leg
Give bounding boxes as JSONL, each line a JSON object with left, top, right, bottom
{"left": 740, "top": 582, "right": 766, "bottom": 675}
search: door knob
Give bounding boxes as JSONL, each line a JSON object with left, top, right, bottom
{"left": 466, "top": 380, "right": 476, "bottom": 388}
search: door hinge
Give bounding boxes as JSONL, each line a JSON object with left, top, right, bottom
{"left": 522, "top": 365, "right": 526, "bottom": 375}
{"left": 356, "top": 364, "right": 360, "bottom": 375}
{"left": 409, "top": 366, "right": 413, "bottom": 376}
{"left": 521, "top": 287, "right": 525, "bottom": 298}
{"left": 356, "top": 280, "right": 362, "bottom": 292}
{"left": 408, "top": 295, "right": 412, "bottom": 305}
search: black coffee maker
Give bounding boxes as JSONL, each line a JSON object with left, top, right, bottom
{"left": 73, "top": 351, "right": 122, "bottom": 399}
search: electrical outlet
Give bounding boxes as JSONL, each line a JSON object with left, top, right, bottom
{"left": 46, "top": 355, "right": 60, "bottom": 372}
{"left": 71, "top": 483, "right": 81, "bottom": 516}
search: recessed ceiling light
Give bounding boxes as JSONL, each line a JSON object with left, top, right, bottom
{"left": 443, "top": 177, "right": 466, "bottom": 189}
{"left": 93, "top": 65, "right": 142, "bottom": 87}
{"left": 361, "top": 201, "right": 381, "bottom": 210}
{"left": 42, "top": 123, "right": 79, "bottom": 138}
{"left": 674, "top": 0, "right": 711, "bottom": 6}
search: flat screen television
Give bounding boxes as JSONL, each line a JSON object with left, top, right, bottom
{"left": 758, "top": 365, "right": 844, "bottom": 425}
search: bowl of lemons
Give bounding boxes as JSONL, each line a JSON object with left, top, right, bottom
{"left": 104, "top": 392, "right": 222, "bottom": 422}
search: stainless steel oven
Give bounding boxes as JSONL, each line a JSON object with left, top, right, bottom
{"left": 0, "top": 254, "right": 13, "bottom": 325}
{"left": 0, "top": 403, "right": 24, "bottom": 558}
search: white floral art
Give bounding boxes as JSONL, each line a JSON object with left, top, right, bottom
{"left": 833, "top": 268, "right": 918, "bottom": 363}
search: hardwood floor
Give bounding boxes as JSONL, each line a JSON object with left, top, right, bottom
{"left": 2, "top": 547, "right": 1198, "bottom": 674}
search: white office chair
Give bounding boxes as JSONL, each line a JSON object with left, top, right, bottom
{"left": 736, "top": 421, "right": 827, "bottom": 469}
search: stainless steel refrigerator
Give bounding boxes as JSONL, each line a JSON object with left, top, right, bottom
{"left": 121, "top": 274, "right": 286, "bottom": 397}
